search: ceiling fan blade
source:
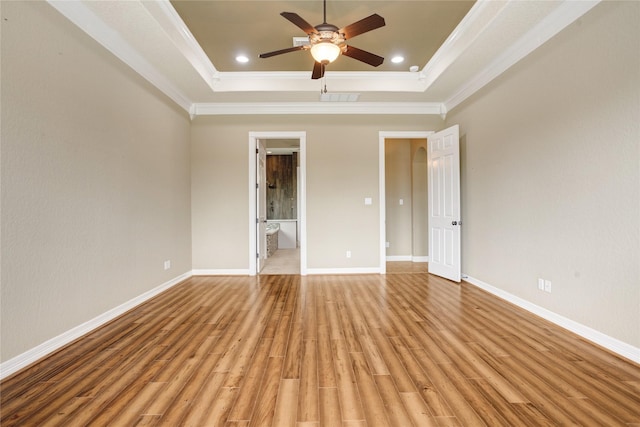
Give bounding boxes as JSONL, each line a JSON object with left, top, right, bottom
{"left": 259, "top": 45, "right": 306, "bottom": 59}
{"left": 311, "top": 62, "right": 325, "bottom": 80}
{"left": 281, "top": 12, "right": 317, "bottom": 34}
{"left": 339, "top": 14, "right": 385, "bottom": 40}
{"left": 342, "top": 45, "right": 384, "bottom": 67}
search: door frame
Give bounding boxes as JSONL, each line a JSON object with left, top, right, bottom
{"left": 378, "top": 131, "right": 433, "bottom": 274}
{"left": 248, "top": 131, "right": 307, "bottom": 276}
{"left": 256, "top": 139, "right": 267, "bottom": 273}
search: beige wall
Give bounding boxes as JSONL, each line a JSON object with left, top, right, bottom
{"left": 385, "top": 139, "right": 413, "bottom": 257}
{"left": 446, "top": 1, "right": 639, "bottom": 347}
{"left": 411, "top": 140, "right": 429, "bottom": 257}
{"left": 1, "top": 2, "right": 192, "bottom": 361}
{"left": 384, "top": 138, "right": 429, "bottom": 259}
{"left": 191, "top": 116, "right": 443, "bottom": 271}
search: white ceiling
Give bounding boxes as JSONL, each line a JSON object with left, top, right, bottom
{"left": 47, "top": 0, "right": 599, "bottom": 117}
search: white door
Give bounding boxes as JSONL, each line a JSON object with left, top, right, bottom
{"left": 257, "top": 139, "right": 267, "bottom": 272}
{"left": 428, "top": 125, "right": 461, "bottom": 282}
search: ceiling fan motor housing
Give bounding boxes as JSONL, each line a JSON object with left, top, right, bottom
{"left": 310, "top": 23, "right": 346, "bottom": 49}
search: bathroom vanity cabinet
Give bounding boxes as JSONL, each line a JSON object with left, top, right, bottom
{"left": 276, "top": 220, "right": 297, "bottom": 249}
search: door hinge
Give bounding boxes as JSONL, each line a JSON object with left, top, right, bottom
{"left": 256, "top": 148, "right": 259, "bottom": 154}
{"left": 256, "top": 252, "right": 260, "bottom": 258}
{"left": 256, "top": 218, "right": 259, "bottom": 224}
{"left": 256, "top": 183, "right": 259, "bottom": 189}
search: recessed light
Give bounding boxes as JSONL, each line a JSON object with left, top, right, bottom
{"left": 391, "top": 56, "right": 404, "bottom": 64}
{"left": 235, "top": 55, "right": 249, "bottom": 63}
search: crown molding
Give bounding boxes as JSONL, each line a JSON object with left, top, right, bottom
{"left": 141, "top": 0, "right": 219, "bottom": 90}
{"left": 213, "top": 71, "right": 425, "bottom": 93}
{"left": 193, "top": 102, "right": 445, "bottom": 116}
{"left": 444, "top": 0, "right": 600, "bottom": 112}
{"left": 419, "top": 0, "right": 509, "bottom": 91}
{"left": 47, "top": 0, "right": 193, "bottom": 112}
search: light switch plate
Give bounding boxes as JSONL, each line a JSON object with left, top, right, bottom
{"left": 364, "top": 197, "right": 372, "bottom": 205}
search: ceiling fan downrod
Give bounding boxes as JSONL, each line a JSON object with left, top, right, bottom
{"left": 323, "top": 0, "right": 327, "bottom": 24}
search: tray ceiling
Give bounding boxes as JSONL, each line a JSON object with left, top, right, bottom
{"left": 46, "top": 0, "right": 600, "bottom": 115}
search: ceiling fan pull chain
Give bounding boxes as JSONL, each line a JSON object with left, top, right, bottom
{"left": 323, "top": 64, "right": 328, "bottom": 93}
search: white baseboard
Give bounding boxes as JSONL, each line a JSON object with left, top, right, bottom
{"left": 0, "top": 271, "right": 192, "bottom": 381}
{"left": 386, "top": 256, "right": 429, "bottom": 262}
{"left": 306, "top": 267, "right": 381, "bottom": 275}
{"left": 463, "top": 274, "right": 640, "bottom": 364}
{"left": 192, "top": 269, "right": 250, "bottom": 276}
{"left": 386, "top": 255, "right": 412, "bottom": 261}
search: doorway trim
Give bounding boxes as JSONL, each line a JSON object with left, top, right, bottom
{"left": 249, "top": 131, "right": 307, "bottom": 276}
{"left": 378, "top": 131, "right": 433, "bottom": 274}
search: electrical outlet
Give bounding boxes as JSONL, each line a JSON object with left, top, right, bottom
{"left": 164, "top": 260, "right": 171, "bottom": 270}
{"left": 538, "top": 278, "right": 545, "bottom": 291}
{"left": 544, "top": 280, "right": 552, "bottom": 293}
{"left": 346, "top": 250, "right": 351, "bottom": 258}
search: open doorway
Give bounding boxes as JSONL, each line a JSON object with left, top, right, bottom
{"left": 249, "top": 132, "right": 307, "bottom": 276}
{"left": 379, "top": 131, "right": 432, "bottom": 274}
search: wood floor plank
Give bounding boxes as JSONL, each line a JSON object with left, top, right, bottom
{"left": 273, "top": 379, "right": 299, "bottom": 427}
{"left": 319, "top": 387, "right": 341, "bottom": 427}
{"left": 302, "top": 280, "right": 317, "bottom": 340}
{"left": 317, "top": 324, "right": 337, "bottom": 388}
{"left": 298, "top": 339, "right": 319, "bottom": 423}
{"left": 154, "top": 360, "right": 224, "bottom": 426}
{"left": 374, "top": 375, "right": 414, "bottom": 426}
{"left": 388, "top": 336, "right": 453, "bottom": 418}
{"left": 2, "top": 272, "right": 638, "bottom": 426}
{"left": 331, "top": 338, "right": 365, "bottom": 422}
{"left": 400, "top": 392, "right": 439, "bottom": 427}
{"left": 201, "top": 386, "right": 238, "bottom": 427}
{"left": 340, "top": 293, "right": 388, "bottom": 376}
{"left": 334, "top": 298, "right": 363, "bottom": 354}
{"left": 368, "top": 326, "right": 416, "bottom": 393}
{"left": 349, "top": 351, "right": 391, "bottom": 427}
{"left": 227, "top": 338, "right": 274, "bottom": 422}
{"left": 54, "top": 345, "right": 167, "bottom": 426}
{"left": 180, "top": 371, "right": 228, "bottom": 426}
{"left": 282, "top": 317, "right": 303, "bottom": 379}
{"left": 135, "top": 414, "right": 162, "bottom": 426}
{"left": 248, "top": 356, "right": 284, "bottom": 427}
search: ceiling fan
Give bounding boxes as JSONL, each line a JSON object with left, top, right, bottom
{"left": 258, "top": 0, "right": 386, "bottom": 79}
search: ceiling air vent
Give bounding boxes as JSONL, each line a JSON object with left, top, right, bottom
{"left": 320, "top": 93, "right": 360, "bottom": 102}
{"left": 293, "top": 37, "right": 310, "bottom": 47}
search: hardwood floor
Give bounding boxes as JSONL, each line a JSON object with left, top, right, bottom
{"left": 2, "top": 270, "right": 639, "bottom": 426}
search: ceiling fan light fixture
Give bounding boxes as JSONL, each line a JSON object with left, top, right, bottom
{"left": 310, "top": 42, "right": 341, "bottom": 64}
